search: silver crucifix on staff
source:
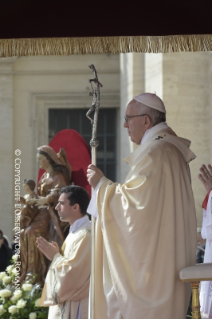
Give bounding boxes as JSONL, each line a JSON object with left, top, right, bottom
{"left": 86, "top": 64, "right": 103, "bottom": 149}
{"left": 86, "top": 64, "right": 103, "bottom": 319}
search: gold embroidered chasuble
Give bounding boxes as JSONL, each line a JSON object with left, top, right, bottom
{"left": 41, "top": 225, "right": 91, "bottom": 319}
{"left": 94, "top": 127, "right": 197, "bottom": 319}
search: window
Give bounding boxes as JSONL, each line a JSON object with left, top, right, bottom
{"left": 49, "top": 108, "right": 117, "bottom": 181}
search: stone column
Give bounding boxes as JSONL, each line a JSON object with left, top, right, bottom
{"left": 0, "top": 58, "right": 15, "bottom": 241}
{"left": 119, "top": 53, "right": 145, "bottom": 182}
{"left": 163, "top": 52, "right": 210, "bottom": 226}
{"left": 145, "top": 53, "right": 163, "bottom": 99}
{"left": 209, "top": 52, "right": 212, "bottom": 164}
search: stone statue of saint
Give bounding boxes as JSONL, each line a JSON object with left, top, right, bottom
{"left": 20, "top": 146, "right": 72, "bottom": 284}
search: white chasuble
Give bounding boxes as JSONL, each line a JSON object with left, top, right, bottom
{"left": 94, "top": 127, "right": 197, "bottom": 319}
{"left": 41, "top": 225, "right": 91, "bottom": 319}
{"left": 200, "top": 190, "right": 212, "bottom": 316}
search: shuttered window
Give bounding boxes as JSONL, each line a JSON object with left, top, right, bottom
{"left": 49, "top": 108, "right": 117, "bottom": 181}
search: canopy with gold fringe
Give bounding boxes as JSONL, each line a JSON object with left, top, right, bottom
{"left": 1, "top": 0, "right": 212, "bottom": 56}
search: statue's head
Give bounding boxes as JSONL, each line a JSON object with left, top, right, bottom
{"left": 36, "top": 145, "right": 70, "bottom": 183}
{"left": 23, "top": 179, "right": 36, "bottom": 192}
{"left": 36, "top": 145, "right": 62, "bottom": 170}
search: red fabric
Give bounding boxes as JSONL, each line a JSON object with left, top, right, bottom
{"left": 202, "top": 189, "right": 212, "bottom": 210}
{"left": 37, "top": 129, "right": 91, "bottom": 197}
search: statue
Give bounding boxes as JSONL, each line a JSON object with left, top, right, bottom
{"left": 20, "top": 146, "right": 72, "bottom": 284}
{"left": 19, "top": 179, "right": 38, "bottom": 229}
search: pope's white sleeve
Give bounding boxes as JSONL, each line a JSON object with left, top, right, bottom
{"left": 87, "top": 176, "right": 108, "bottom": 218}
{"left": 206, "top": 191, "right": 212, "bottom": 242}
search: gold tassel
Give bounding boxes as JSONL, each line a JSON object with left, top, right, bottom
{"left": 0, "top": 34, "right": 212, "bottom": 57}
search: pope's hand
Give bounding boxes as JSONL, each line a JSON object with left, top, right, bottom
{"left": 36, "top": 236, "right": 59, "bottom": 260}
{"left": 198, "top": 164, "right": 212, "bottom": 193}
{"left": 87, "top": 164, "right": 104, "bottom": 189}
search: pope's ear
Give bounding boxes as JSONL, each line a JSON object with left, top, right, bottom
{"left": 145, "top": 115, "right": 152, "bottom": 128}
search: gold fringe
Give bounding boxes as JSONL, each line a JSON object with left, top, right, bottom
{"left": 0, "top": 34, "right": 212, "bottom": 57}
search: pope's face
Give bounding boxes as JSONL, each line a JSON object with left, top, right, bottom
{"left": 124, "top": 100, "right": 152, "bottom": 145}
{"left": 36, "top": 153, "right": 50, "bottom": 170}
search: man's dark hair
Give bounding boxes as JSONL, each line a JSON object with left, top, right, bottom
{"left": 59, "top": 185, "right": 90, "bottom": 216}
{"left": 0, "top": 230, "right": 8, "bottom": 246}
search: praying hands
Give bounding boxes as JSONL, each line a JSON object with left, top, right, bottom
{"left": 198, "top": 164, "right": 212, "bottom": 193}
{"left": 36, "top": 236, "right": 59, "bottom": 261}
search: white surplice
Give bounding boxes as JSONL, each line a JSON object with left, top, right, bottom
{"left": 41, "top": 215, "right": 91, "bottom": 319}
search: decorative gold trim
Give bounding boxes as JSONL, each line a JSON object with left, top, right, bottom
{"left": 0, "top": 34, "right": 212, "bottom": 57}
{"left": 180, "top": 277, "right": 212, "bottom": 282}
{"left": 191, "top": 282, "right": 201, "bottom": 319}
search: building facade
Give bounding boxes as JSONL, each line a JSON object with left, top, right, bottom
{"left": 0, "top": 52, "right": 211, "bottom": 240}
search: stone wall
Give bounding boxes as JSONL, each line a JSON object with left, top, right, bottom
{"left": 0, "top": 52, "right": 211, "bottom": 241}
{"left": 0, "top": 54, "right": 120, "bottom": 241}
{"left": 163, "top": 52, "right": 212, "bottom": 226}
{"left": 0, "top": 58, "right": 15, "bottom": 242}
{"left": 120, "top": 52, "right": 212, "bottom": 226}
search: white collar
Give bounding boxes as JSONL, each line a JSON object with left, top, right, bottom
{"left": 69, "top": 215, "right": 91, "bottom": 233}
{"left": 140, "top": 122, "right": 168, "bottom": 145}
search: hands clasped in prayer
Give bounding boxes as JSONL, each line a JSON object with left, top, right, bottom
{"left": 36, "top": 237, "right": 59, "bottom": 261}
{"left": 198, "top": 164, "right": 212, "bottom": 193}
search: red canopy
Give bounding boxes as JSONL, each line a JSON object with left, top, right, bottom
{"left": 38, "top": 129, "right": 91, "bottom": 197}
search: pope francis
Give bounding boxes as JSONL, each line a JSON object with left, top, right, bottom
{"left": 87, "top": 93, "right": 197, "bottom": 319}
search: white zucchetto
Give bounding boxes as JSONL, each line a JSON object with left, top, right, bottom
{"left": 134, "top": 93, "right": 166, "bottom": 114}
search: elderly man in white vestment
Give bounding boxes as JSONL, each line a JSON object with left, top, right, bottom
{"left": 36, "top": 185, "right": 91, "bottom": 319}
{"left": 87, "top": 93, "right": 197, "bottom": 319}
